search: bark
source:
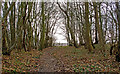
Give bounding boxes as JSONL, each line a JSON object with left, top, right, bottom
{"left": 2, "top": 2, "right": 12, "bottom": 55}
{"left": 10, "top": 2, "right": 15, "bottom": 48}
{"left": 45, "top": 13, "right": 50, "bottom": 48}
{"left": 85, "top": 2, "right": 94, "bottom": 52}
{"left": 0, "top": 2, "right": 2, "bottom": 56}
{"left": 98, "top": 3, "right": 105, "bottom": 53}
{"left": 94, "top": 22, "right": 98, "bottom": 44}
{"left": 93, "top": 2, "right": 105, "bottom": 52}
{"left": 17, "top": 3, "right": 22, "bottom": 51}
{"left": 39, "top": 2, "right": 45, "bottom": 50}
{"left": 116, "top": 2, "right": 120, "bottom": 62}
{"left": 27, "top": 2, "right": 33, "bottom": 51}
{"left": 23, "top": 3, "right": 27, "bottom": 52}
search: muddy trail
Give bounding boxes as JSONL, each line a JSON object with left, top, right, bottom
{"left": 39, "top": 47, "right": 65, "bottom": 72}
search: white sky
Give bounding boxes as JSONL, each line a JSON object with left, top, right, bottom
{"left": 54, "top": 24, "right": 67, "bottom": 43}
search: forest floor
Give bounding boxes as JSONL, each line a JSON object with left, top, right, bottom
{"left": 2, "top": 45, "right": 120, "bottom": 73}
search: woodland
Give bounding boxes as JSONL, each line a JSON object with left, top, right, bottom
{"left": 1, "top": 1, "right": 120, "bottom": 73}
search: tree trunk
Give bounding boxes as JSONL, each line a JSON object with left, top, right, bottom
{"left": 93, "top": 2, "right": 105, "bottom": 53}
{"left": 85, "top": 2, "right": 94, "bottom": 52}
{"left": 98, "top": 3, "right": 105, "bottom": 53}
{"left": 39, "top": 2, "right": 45, "bottom": 50}
{"left": 10, "top": 2, "right": 15, "bottom": 48}
{"left": 0, "top": 2, "right": 2, "bottom": 56}
{"left": 116, "top": 2, "right": 120, "bottom": 62}
{"left": 2, "top": 3, "right": 8, "bottom": 55}
{"left": 23, "top": 3, "right": 27, "bottom": 52}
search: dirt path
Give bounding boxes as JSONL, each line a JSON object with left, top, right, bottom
{"left": 39, "top": 47, "right": 65, "bottom": 72}
{"left": 2, "top": 46, "right": 120, "bottom": 72}
{"left": 38, "top": 46, "right": 120, "bottom": 72}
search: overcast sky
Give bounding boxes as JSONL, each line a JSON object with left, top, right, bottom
{"left": 54, "top": 23, "right": 68, "bottom": 43}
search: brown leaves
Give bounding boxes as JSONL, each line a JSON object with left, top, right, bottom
{"left": 50, "top": 46, "right": 120, "bottom": 72}
{"left": 2, "top": 49, "right": 42, "bottom": 72}
{"left": 2, "top": 46, "right": 120, "bottom": 72}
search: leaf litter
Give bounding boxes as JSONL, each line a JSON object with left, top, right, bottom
{"left": 2, "top": 46, "right": 120, "bottom": 73}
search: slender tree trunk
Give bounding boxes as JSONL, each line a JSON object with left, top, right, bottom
{"left": 93, "top": 2, "right": 105, "bottom": 53}
{"left": 0, "top": 2, "right": 2, "bottom": 55}
{"left": 27, "top": 2, "right": 33, "bottom": 51}
{"left": 2, "top": 2, "right": 8, "bottom": 55}
{"left": 0, "top": 2, "right": 2, "bottom": 72}
{"left": 65, "top": 18, "right": 71, "bottom": 46}
{"left": 85, "top": 2, "right": 94, "bottom": 52}
{"left": 16, "top": 3, "right": 22, "bottom": 51}
{"left": 35, "top": 30, "right": 37, "bottom": 48}
{"left": 98, "top": 3, "right": 105, "bottom": 53}
{"left": 23, "top": 3, "right": 27, "bottom": 52}
{"left": 10, "top": 2, "right": 15, "bottom": 48}
{"left": 95, "top": 24, "right": 98, "bottom": 44}
{"left": 45, "top": 13, "right": 50, "bottom": 48}
{"left": 116, "top": 2, "right": 120, "bottom": 62}
{"left": 39, "top": 2, "right": 45, "bottom": 50}
{"left": 79, "top": 6, "right": 84, "bottom": 46}
{"left": 70, "top": 7, "right": 78, "bottom": 48}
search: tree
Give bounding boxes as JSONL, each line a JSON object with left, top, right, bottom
{"left": 93, "top": 2, "right": 105, "bottom": 53}
{"left": 85, "top": 2, "right": 94, "bottom": 52}
{"left": 115, "top": 2, "right": 120, "bottom": 62}
{"left": 39, "top": 2, "right": 45, "bottom": 50}
{"left": 2, "top": 2, "right": 9, "bottom": 55}
{"left": 0, "top": 2, "right": 2, "bottom": 54}
{"left": 10, "top": 2, "right": 15, "bottom": 48}
{"left": 57, "top": 2, "right": 78, "bottom": 48}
